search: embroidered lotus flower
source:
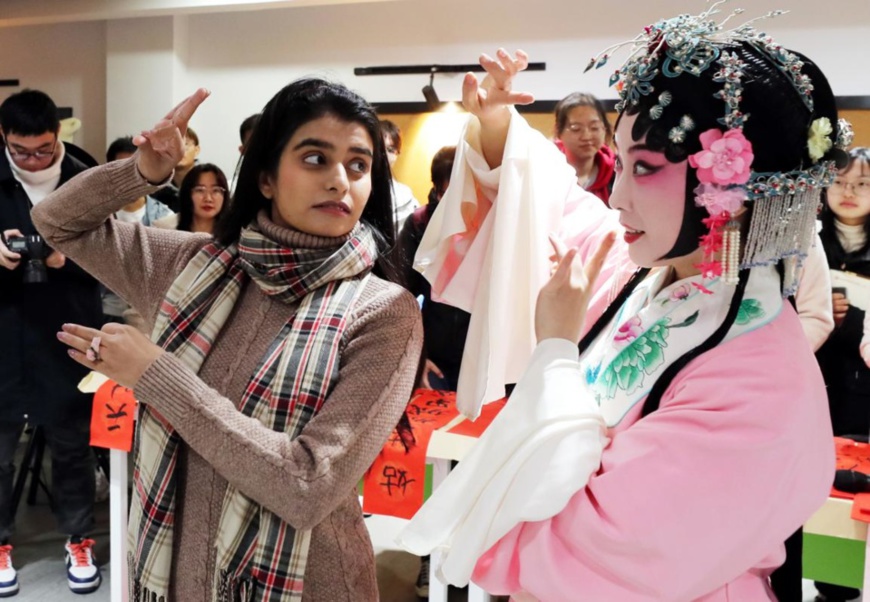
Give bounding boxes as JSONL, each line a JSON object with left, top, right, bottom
{"left": 614, "top": 316, "right": 643, "bottom": 345}
{"left": 807, "top": 117, "right": 833, "bottom": 162}
{"left": 693, "top": 183, "right": 747, "bottom": 217}
{"left": 688, "top": 128, "right": 754, "bottom": 185}
{"left": 669, "top": 284, "right": 691, "bottom": 302}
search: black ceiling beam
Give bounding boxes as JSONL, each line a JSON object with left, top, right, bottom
{"left": 355, "top": 63, "right": 545, "bottom": 76}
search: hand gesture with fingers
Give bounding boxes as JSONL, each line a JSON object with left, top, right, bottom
{"left": 535, "top": 231, "right": 616, "bottom": 344}
{"left": 57, "top": 323, "right": 164, "bottom": 389}
{"left": 134, "top": 88, "right": 210, "bottom": 184}
{"left": 421, "top": 359, "right": 445, "bottom": 390}
{"left": 0, "top": 229, "right": 23, "bottom": 271}
{"left": 832, "top": 292, "right": 850, "bottom": 328}
{"left": 462, "top": 49, "right": 535, "bottom": 124}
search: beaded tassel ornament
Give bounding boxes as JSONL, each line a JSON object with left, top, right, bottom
{"left": 585, "top": 0, "right": 843, "bottom": 293}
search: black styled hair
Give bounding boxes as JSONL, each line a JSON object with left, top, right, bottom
{"left": 598, "top": 41, "right": 840, "bottom": 417}
{"left": 178, "top": 163, "right": 229, "bottom": 234}
{"left": 620, "top": 42, "right": 840, "bottom": 261}
{"left": 215, "top": 78, "right": 397, "bottom": 279}
{"left": 106, "top": 136, "right": 137, "bottom": 163}
{"left": 380, "top": 119, "right": 402, "bottom": 153}
{"left": 0, "top": 89, "right": 60, "bottom": 137}
{"left": 554, "top": 92, "right": 613, "bottom": 142}
{"left": 239, "top": 113, "right": 260, "bottom": 144}
{"left": 820, "top": 146, "right": 870, "bottom": 253}
{"left": 430, "top": 146, "right": 457, "bottom": 197}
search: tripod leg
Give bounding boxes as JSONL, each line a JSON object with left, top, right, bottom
{"left": 26, "top": 428, "right": 47, "bottom": 506}
{"left": 9, "top": 427, "right": 38, "bottom": 517}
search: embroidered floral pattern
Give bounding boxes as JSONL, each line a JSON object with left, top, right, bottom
{"left": 613, "top": 316, "right": 644, "bottom": 345}
{"left": 597, "top": 311, "right": 699, "bottom": 399}
{"left": 735, "top": 298, "right": 766, "bottom": 325}
{"left": 599, "top": 319, "right": 669, "bottom": 398}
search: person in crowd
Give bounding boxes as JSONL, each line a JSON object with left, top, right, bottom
{"left": 396, "top": 145, "right": 464, "bottom": 598}
{"left": 814, "top": 146, "right": 870, "bottom": 602}
{"left": 154, "top": 163, "right": 229, "bottom": 234}
{"left": 380, "top": 119, "right": 420, "bottom": 228}
{"left": 106, "top": 137, "right": 175, "bottom": 226}
{"left": 397, "top": 146, "right": 467, "bottom": 392}
{"left": 400, "top": 9, "right": 843, "bottom": 600}
{"left": 33, "top": 79, "right": 421, "bottom": 602}
{"left": 0, "top": 89, "right": 103, "bottom": 596}
{"left": 239, "top": 113, "right": 260, "bottom": 155}
{"left": 101, "top": 136, "right": 176, "bottom": 328}
{"left": 553, "top": 92, "right": 615, "bottom": 204}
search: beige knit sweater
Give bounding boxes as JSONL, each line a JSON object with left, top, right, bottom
{"left": 32, "top": 157, "right": 423, "bottom": 601}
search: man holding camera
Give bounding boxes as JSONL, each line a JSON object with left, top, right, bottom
{"left": 0, "top": 90, "right": 103, "bottom": 596}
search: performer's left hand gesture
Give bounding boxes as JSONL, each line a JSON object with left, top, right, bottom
{"left": 536, "top": 232, "right": 615, "bottom": 344}
{"left": 57, "top": 323, "right": 165, "bottom": 389}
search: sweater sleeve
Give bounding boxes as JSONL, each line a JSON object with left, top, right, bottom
{"left": 133, "top": 285, "right": 423, "bottom": 530}
{"left": 31, "top": 157, "right": 210, "bottom": 329}
{"left": 795, "top": 234, "right": 835, "bottom": 351}
{"left": 471, "top": 314, "right": 834, "bottom": 601}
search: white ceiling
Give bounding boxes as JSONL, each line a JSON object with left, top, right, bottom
{"left": 0, "top": 0, "right": 399, "bottom": 27}
{"left": 1, "top": 0, "right": 867, "bottom": 33}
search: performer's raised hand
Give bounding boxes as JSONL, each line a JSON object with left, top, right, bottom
{"left": 462, "top": 49, "right": 534, "bottom": 123}
{"left": 536, "top": 231, "right": 616, "bottom": 344}
{"left": 464, "top": 50, "right": 534, "bottom": 168}
{"left": 133, "top": 88, "right": 210, "bottom": 184}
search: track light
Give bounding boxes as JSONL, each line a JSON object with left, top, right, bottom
{"left": 422, "top": 72, "right": 440, "bottom": 111}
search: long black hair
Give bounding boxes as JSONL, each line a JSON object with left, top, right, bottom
{"left": 177, "top": 163, "right": 229, "bottom": 234}
{"left": 215, "top": 78, "right": 397, "bottom": 280}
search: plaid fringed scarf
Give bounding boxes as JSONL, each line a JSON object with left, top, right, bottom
{"left": 128, "top": 218, "right": 378, "bottom": 602}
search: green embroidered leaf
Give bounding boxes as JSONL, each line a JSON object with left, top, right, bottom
{"left": 645, "top": 320, "right": 670, "bottom": 347}
{"left": 735, "top": 299, "right": 765, "bottom": 325}
{"left": 672, "top": 310, "right": 700, "bottom": 329}
{"left": 597, "top": 318, "right": 671, "bottom": 397}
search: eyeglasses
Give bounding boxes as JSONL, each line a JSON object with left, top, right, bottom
{"left": 5, "top": 138, "right": 57, "bottom": 161}
{"left": 565, "top": 123, "right": 605, "bottom": 136}
{"left": 191, "top": 186, "right": 227, "bottom": 198}
{"left": 830, "top": 179, "right": 870, "bottom": 197}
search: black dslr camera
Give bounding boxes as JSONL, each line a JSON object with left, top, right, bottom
{"left": 2, "top": 233, "right": 48, "bottom": 283}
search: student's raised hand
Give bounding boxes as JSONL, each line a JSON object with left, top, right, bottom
{"left": 462, "top": 49, "right": 534, "bottom": 124}
{"left": 535, "top": 231, "right": 616, "bottom": 344}
{"left": 133, "top": 88, "right": 210, "bottom": 184}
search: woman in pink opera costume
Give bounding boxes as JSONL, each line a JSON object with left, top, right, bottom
{"left": 398, "top": 6, "right": 847, "bottom": 601}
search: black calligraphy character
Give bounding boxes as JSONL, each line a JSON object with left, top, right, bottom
{"left": 105, "top": 403, "right": 128, "bottom": 431}
{"left": 379, "top": 465, "right": 416, "bottom": 496}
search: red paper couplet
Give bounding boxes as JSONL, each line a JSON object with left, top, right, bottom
{"left": 90, "top": 380, "right": 137, "bottom": 452}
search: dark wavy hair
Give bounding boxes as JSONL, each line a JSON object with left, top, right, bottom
{"left": 178, "top": 163, "right": 229, "bottom": 233}
{"left": 215, "top": 78, "right": 397, "bottom": 279}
